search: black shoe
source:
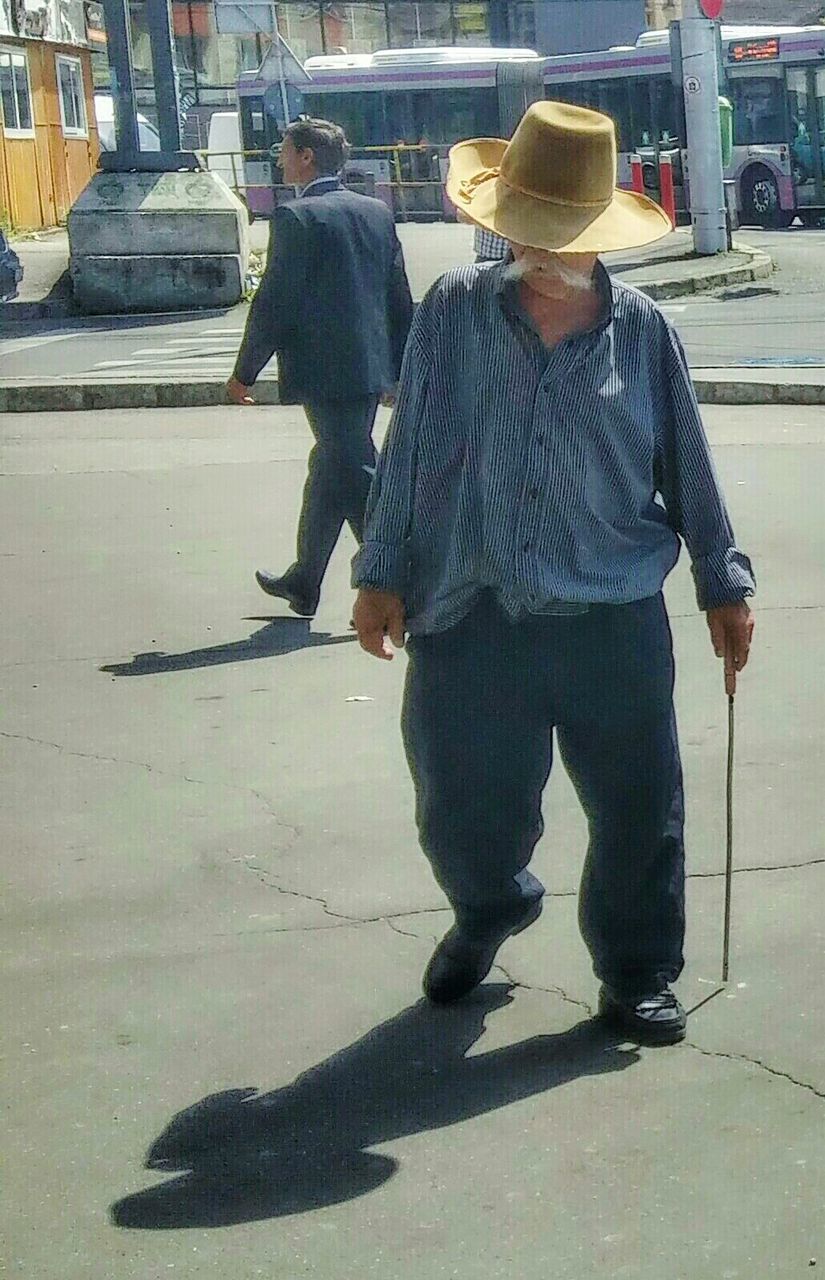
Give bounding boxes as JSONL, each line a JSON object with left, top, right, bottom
{"left": 255, "top": 570, "right": 318, "bottom": 618}
{"left": 597, "top": 985, "right": 687, "bottom": 1045}
{"left": 423, "top": 900, "right": 543, "bottom": 1005}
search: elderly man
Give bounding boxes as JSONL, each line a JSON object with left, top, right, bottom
{"left": 352, "top": 102, "right": 755, "bottom": 1046}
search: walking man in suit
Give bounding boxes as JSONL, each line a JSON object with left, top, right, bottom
{"left": 228, "top": 117, "right": 414, "bottom": 618}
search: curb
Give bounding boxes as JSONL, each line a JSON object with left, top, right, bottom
{"left": 3, "top": 375, "right": 825, "bottom": 412}
{"left": 0, "top": 380, "right": 281, "bottom": 413}
{"left": 627, "top": 245, "right": 774, "bottom": 302}
{"left": 691, "top": 379, "right": 825, "bottom": 406}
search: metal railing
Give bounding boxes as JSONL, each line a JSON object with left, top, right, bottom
{"left": 195, "top": 143, "right": 452, "bottom": 220}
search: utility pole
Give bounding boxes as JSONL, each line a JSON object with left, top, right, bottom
{"left": 679, "top": 0, "right": 727, "bottom": 254}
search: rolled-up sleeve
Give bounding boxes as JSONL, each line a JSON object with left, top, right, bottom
{"left": 657, "top": 324, "right": 756, "bottom": 611}
{"left": 351, "top": 288, "right": 436, "bottom": 595}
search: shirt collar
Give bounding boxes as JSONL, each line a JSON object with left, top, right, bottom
{"left": 493, "top": 257, "right": 614, "bottom": 335}
{"left": 299, "top": 174, "right": 342, "bottom": 198}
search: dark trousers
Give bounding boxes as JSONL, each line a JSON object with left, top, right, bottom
{"left": 285, "top": 396, "right": 380, "bottom": 604}
{"left": 402, "top": 593, "right": 685, "bottom": 995}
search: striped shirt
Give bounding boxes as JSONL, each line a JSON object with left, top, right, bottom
{"left": 352, "top": 260, "right": 755, "bottom": 636}
{"left": 473, "top": 225, "right": 510, "bottom": 261}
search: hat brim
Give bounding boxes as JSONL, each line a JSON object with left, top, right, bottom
{"left": 447, "top": 138, "right": 672, "bottom": 254}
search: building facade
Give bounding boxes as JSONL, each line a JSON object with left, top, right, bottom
{"left": 0, "top": 0, "right": 101, "bottom": 228}
{"left": 646, "top": 0, "right": 825, "bottom": 23}
{"left": 107, "top": 0, "right": 648, "bottom": 144}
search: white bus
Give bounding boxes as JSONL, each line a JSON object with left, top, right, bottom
{"left": 542, "top": 24, "right": 825, "bottom": 226}
{"left": 237, "top": 45, "right": 544, "bottom": 218}
{"left": 236, "top": 24, "right": 825, "bottom": 225}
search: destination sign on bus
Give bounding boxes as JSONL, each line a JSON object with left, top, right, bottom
{"left": 729, "top": 37, "right": 780, "bottom": 62}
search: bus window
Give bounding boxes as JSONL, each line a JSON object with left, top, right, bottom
{"left": 303, "top": 91, "right": 386, "bottom": 146}
{"left": 413, "top": 87, "right": 498, "bottom": 143}
{"left": 650, "top": 76, "right": 678, "bottom": 145}
{"left": 730, "top": 77, "right": 785, "bottom": 145}
{"left": 548, "top": 81, "right": 595, "bottom": 110}
{"left": 594, "top": 81, "right": 632, "bottom": 149}
{"left": 384, "top": 90, "right": 416, "bottom": 144}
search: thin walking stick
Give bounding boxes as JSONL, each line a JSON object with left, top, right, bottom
{"left": 722, "top": 690, "right": 735, "bottom": 983}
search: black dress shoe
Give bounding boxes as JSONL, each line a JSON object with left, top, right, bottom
{"left": 597, "top": 985, "right": 687, "bottom": 1045}
{"left": 255, "top": 570, "right": 318, "bottom": 618}
{"left": 423, "top": 899, "right": 543, "bottom": 1005}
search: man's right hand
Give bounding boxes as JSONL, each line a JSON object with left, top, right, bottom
{"left": 353, "top": 589, "right": 406, "bottom": 661}
{"left": 227, "top": 376, "right": 255, "bottom": 406}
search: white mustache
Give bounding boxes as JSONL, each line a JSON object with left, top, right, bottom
{"left": 502, "top": 253, "right": 592, "bottom": 292}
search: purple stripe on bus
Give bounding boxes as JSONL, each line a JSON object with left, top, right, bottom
{"left": 308, "top": 67, "right": 496, "bottom": 88}
{"left": 780, "top": 36, "right": 825, "bottom": 52}
{"left": 544, "top": 53, "right": 671, "bottom": 76}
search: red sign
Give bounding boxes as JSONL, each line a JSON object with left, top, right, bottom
{"left": 700, "top": 0, "right": 724, "bottom": 17}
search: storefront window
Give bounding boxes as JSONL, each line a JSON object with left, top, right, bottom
{"left": 387, "top": 2, "right": 452, "bottom": 48}
{"left": 0, "top": 47, "right": 34, "bottom": 133}
{"left": 505, "top": 0, "right": 533, "bottom": 47}
{"left": 322, "top": 3, "right": 388, "bottom": 53}
{"left": 275, "top": 2, "right": 325, "bottom": 60}
{"left": 57, "top": 55, "right": 88, "bottom": 136}
{"left": 453, "top": 1, "right": 489, "bottom": 45}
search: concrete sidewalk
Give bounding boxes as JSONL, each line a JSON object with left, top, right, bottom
{"left": 2, "top": 402, "right": 823, "bottom": 1280}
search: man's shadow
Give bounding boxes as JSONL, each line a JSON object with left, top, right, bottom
{"left": 100, "top": 618, "right": 356, "bottom": 677}
{"left": 111, "top": 985, "right": 639, "bottom": 1230}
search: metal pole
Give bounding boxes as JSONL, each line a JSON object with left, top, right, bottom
{"left": 146, "top": 0, "right": 182, "bottom": 153}
{"left": 275, "top": 33, "right": 291, "bottom": 132}
{"left": 722, "top": 692, "right": 735, "bottom": 982}
{"left": 101, "top": 0, "right": 140, "bottom": 153}
{"left": 679, "top": 0, "right": 727, "bottom": 254}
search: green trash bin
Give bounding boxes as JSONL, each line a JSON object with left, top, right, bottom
{"left": 719, "top": 95, "right": 733, "bottom": 170}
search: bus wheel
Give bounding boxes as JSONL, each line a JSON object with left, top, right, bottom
{"left": 743, "top": 166, "right": 790, "bottom": 228}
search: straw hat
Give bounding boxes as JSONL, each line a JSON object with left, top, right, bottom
{"left": 447, "top": 100, "right": 672, "bottom": 254}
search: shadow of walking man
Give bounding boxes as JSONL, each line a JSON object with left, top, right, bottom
{"left": 111, "top": 985, "right": 638, "bottom": 1229}
{"left": 100, "top": 617, "right": 356, "bottom": 677}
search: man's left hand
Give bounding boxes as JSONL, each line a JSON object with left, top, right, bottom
{"left": 706, "top": 601, "right": 755, "bottom": 695}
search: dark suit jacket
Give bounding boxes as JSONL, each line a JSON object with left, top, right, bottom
{"left": 234, "top": 179, "right": 414, "bottom": 404}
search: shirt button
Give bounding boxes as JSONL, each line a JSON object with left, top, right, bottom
{"left": 529, "top": 487, "right": 539, "bottom": 500}
{"left": 523, "top": 540, "right": 532, "bottom": 553}
{"left": 536, "top": 433, "right": 545, "bottom": 445}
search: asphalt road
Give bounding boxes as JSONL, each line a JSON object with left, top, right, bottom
{"left": 3, "top": 402, "right": 824, "bottom": 1279}
{"left": 2, "top": 225, "right": 824, "bottom": 381}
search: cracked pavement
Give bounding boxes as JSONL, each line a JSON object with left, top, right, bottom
{"left": 2, "top": 404, "right": 824, "bottom": 1279}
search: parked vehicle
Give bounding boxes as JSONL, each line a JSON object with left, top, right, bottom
{"left": 94, "top": 94, "right": 162, "bottom": 152}
{"left": 205, "top": 111, "right": 245, "bottom": 192}
{"left": 0, "top": 231, "right": 24, "bottom": 302}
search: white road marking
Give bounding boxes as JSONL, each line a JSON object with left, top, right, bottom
{"left": 165, "top": 337, "right": 236, "bottom": 345}
{"left": 0, "top": 330, "right": 85, "bottom": 356}
{"left": 129, "top": 348, "right": 191, "bottom": 357}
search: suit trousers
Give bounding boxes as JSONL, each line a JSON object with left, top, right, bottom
{"left": 401, "top": 592, "right": 686, "bottom": 996}
{"left": 286, "top": 396, "right": 380, "bottom": 604}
